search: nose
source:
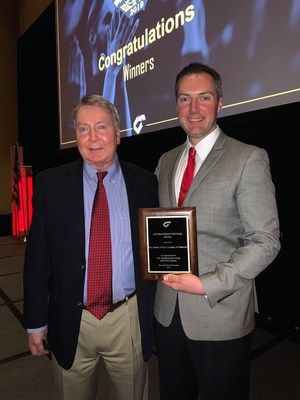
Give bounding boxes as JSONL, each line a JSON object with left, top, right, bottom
{"left": 89, "top": 128, "right": 98, "bottom": 141}
{"left": 190, "top": 97, "right": 200, "bottom": 113}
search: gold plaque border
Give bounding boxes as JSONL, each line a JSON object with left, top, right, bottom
{"left": 138, "top": 207, "right": 198, "bottom": 280}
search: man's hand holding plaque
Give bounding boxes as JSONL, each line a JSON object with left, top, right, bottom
{"left": 162, "top": 273, "right": 206, "bottom": 295}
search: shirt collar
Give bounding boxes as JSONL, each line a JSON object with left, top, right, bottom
{"left": 83, "top": 158, "right": 120, "bottom": 183}
{"left": 186, "top": 125, "right": 221, "bottom": 161}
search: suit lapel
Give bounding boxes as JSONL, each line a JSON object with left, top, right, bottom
{"left": 119, "top": 159, "right": 138, "bottom": 215}
{"left": 188, "top": 131, "right": 227, "bottom": 195}
{"left": 64, "top": 159, "right": 85, "bottom": 254}
{"left": 168, "top": 145, "right": 185, "bottom": 206}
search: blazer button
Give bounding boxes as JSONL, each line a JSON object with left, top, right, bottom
{"left": 77, "top": 301, "right": 83, "bottom": 307}
{"left": 80, "top": 265, "right": 85, "bottom": 270}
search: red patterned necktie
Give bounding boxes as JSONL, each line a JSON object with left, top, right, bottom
{"left": 178, "top": 147, "right": 196, "bottom": 207}
{"left": 87, "top": 171, "right": 112, "bottom": 319}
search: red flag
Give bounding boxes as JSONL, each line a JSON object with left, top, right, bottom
{"left": 12, "top": 144, "right": 21, "bottom": 210}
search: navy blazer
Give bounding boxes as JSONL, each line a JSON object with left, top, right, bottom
{"left": 23, "top": 158, "right": 159, "bottom": 369}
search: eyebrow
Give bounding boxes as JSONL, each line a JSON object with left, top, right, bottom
{"left": 178, "top": 91, "right": 214, "bottom": 97}
{"left": 76, "top": 120, "right": 108, "bottom": 126}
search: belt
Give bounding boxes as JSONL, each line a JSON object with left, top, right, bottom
{"left": 83, "top": 291, "right": 136, "bottom": 313}
{"left": 110, "top": 291, "right": 136, "bottom": 312}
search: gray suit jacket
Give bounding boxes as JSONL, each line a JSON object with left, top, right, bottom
{"left": 154, "top": 131, "right": 281, "bottom": 340}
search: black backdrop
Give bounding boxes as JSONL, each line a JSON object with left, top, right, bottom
{"left": 17, "top": 2, "right": 300, "bottom": 340}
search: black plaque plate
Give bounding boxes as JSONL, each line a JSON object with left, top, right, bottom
{"left": 139, "top": 207, "right": 198, "bottom": 280}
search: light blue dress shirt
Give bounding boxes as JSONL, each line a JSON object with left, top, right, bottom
{"left": 83, "top": 159, "right": 135, "bottom": 304}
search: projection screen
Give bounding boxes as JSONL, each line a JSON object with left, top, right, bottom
{"left": 56, "top": 0, "right": 300, "bottom": 148}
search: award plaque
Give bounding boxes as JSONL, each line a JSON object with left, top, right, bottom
{"left": 139, "top": 207, "right": 198, "bottom": 280}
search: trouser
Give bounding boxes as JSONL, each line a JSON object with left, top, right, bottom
{"left": 154, "top": 301, "right": 253, "bottom": 400}
{"left": 53, "top": 295, "right": 148, "bottom": 400}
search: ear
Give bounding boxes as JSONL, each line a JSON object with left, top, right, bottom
{"left": 217, "top": 96, "right": 223, "bottom": 113}
{"left": 116, "top": 129, "right": 121, "bottom": 145}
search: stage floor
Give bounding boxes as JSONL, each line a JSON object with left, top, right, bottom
{"left": 0, "top": 236, "right": 299, "bottom": 400}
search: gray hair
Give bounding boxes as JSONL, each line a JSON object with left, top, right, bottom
{"left": 73, "top": 94, "right": 120, "bottom": 130}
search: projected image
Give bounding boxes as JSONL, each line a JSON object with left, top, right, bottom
{"left": 56, "top": 0, "right": 300, "bottom": 147}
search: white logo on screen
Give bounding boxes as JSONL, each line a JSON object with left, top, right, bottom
{"left": 133, "top": 114, "right": 146, "bottom": 134}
